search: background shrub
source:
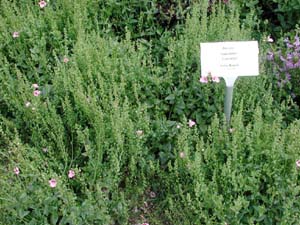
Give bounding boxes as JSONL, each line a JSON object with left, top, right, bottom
{"left": 231, "top": 0, "right": 300, "bottom": 39}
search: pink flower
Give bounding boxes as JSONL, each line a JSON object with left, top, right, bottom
{"left": 188, "top": 119, "right": 196, "bottom": 127}
{"left": 39, "top": 0, "right": 47, "bottom": 8}
{"left": 200, "top": 76, "right": 208, "bottom": 83}
{"left": 149, "top": 191, "right": 156, "bottom": 198}
{"left": 33, "top": 90, "right": 41, "bottom": 96}
{"left": 296, "top": 160, "right": 300, "bottom": 169}
{"left": 141, "top": 223, "right": 149, "bottom": 225}
{"left": 179, "top": 152, "right": 185, "bottom": 158}
{"left": 266, "top": 35, "right": 274, "bottom": 43}
{"left": 212, "top": 76, "right": 220, "bottom": 83}
{"left": 136, "top": 130, "right": 143, "bottom": 136}
{"left": 14, "top": 167, "right": 20, "bottom": 175}
{"left": 25, "top": 101, "right": 31, "bottom": 107}
{"left": 63, "top": 57, "right": 69, "bottom": 63}
{"left": 49, "top": 178, "right": 57, "bottom": 188}
{"left": 32, "top": 83, "right": 39, "bottom": 89}
{"left": 12, "top": 31, "right": 19, "bottom": 38}
{"left": 68, "top": 170, "right": 75, "bottom": 179}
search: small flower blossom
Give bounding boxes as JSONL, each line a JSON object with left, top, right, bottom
{"left": 12, "top": 31, "right": 19, "bottom": 38}
{"left": 14, "top": 167, "right": 20, "bottom": 175}
{"left": 31, "top": 107, "right": 36, "bottom": 111}
{"left": 280, "top": 55, "right": 286, "bottom": 62}
{"left": 39, "top": 0, "right": 47, "bottom": 8}
{"left": 285, "top": 61, "right": 294, "bottom": 69}
{"left": 133, "top": 206, "right": 139, "bottom": 213}
{"left": 49, "top": 178, "right": 57, "bottom": 188}
{"left": 176, "top": 124, "right": 181, "bottom": 129}
{"left": 188, "top": 119, "right": 196, "bottom": 127}
{"left": 212, "top": 76, "right": 220, "bottom": 83}
{"left": 68, "top": 170, "right": 75, "bottom": 179}
{"left": 229, "top": 128, "right": 234, "bottom": 133}
{"left": 33, "top": 90, "right": 41, "bottom": 96}
{"left": 296, "top": 160, "right": 300, "bottom": 169}
{"left": 286, "top": 53, "right": 293, "bottom": 60}
{"left": 63, "top": 57, "right": 69, "bottom": 63}
{"left": 266, "top": 35, "right": 274, "bottom": 43}
{"left": 294, "top": 35, "right": 300, "bottom": 47}
{"left": 143, "top": 201, "right": 148, "bottom": 208}
{"left": 32, "top": 83, "right": 39, "bottom": 89}
{"left": 42, "top": 147, "right": 48, "bottom": 153}
{"left": 136, "top": 130, "right": 143, "bottom": 136}
{"left": 200, "top": 76, "right": 208, "bottom": 83}
{"left": 266, "top": 51, "right": 274, "bottom": 61}
{"left": 25, "top": 101, "right": 31, "bottom": 107}
{"left": 149, "top": 191, "right": 156, "bottom": 198}
{"left": 277, "top": 81, "right": 282, "bottom": 88}
{"left": 179, "top": 152, "right": 185, "bottom": 158}
{"left": 141, "top": 223, "right": 149, "bottom": 225}
{"left": 287, "top": 42, "right": 293, "bottom": 48}
{"left": 285, "top": 72, "right": 291, "bottom": 81}
{"left": 284, "top": 37, "right": 289, "bottom": 43}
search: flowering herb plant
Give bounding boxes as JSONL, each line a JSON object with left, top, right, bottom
{"left": 267, "top": 34, "right": 300, "bottom": 104}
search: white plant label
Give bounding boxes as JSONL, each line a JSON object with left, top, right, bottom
{"left": 200, "top": 41, "right": 259, "bottom": 124}
{"left": 200, "top": 41, "right": 259, "bottom": 86}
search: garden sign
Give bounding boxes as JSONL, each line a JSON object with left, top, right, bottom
{"left": 200, "top": 41, "right": 259, "bottom": 124}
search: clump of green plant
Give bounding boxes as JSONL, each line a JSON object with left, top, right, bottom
{"left": 231, "top": 0, "right": 300, "bottom": 39}
{"left": 149, "top": 106, "right": 300, "bottom": 224}
{"left": 96, "top": 0, "right": 191, "bottom": 40}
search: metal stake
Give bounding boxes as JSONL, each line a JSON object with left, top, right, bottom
{"left": 223, "top": 76, "right": 237, "bottom": 125}
{"left": 224, "top": 85, "right": 234, "bottom": 125}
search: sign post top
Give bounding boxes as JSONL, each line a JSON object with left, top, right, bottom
{"left": 200, "top": 41, "right": 259, "bottom": 86}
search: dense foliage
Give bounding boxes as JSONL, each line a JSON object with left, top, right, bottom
{"left": 1, "top": 0, "right": 300, "bottom": 224}
{"left": 232, "top": 0, "right": 300, "bottom": 39}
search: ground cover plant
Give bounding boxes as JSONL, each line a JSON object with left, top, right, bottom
{"left": 1, "top": 0, "right": 300, "bottom": 224}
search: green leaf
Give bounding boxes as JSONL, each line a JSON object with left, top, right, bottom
{"left": 18, "top": 209, "right": 30, "bottom": 219}
{"left": 51, "top": 212, "right": 59, "bottom": 224}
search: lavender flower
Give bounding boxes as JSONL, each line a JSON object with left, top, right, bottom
{"left": 280, "top": 55, "right": 286, "bottom": 62}
{"left": 285, "top": 72, "right": 291, "bottom": 81}
{"left": 283, "top": 37, "right": 293, "bottom": 48}
{"left": 267, "top": 35, "right": 300, "bottom": 97}
{"left": 267, "top": 51, "right": 274, "bottom": 61}
{"left": 294, "top": 35, "right": 300, "bottom": 47}
{"left": 287, "top": 53, "right": 293, "bottom": 60}
{"left": 277, "top": 81, "right": 282, "bottom": 88}
{"left": 285, "top": 61, "right": 294, "bottom": 70}
{"left": 291, "top": 92, "right": 296, "bottom": 99}
{"left": 287, "top": 43, "right": 294, "bottom": 48}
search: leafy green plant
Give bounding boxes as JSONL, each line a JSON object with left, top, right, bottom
{"left": 231, "top": 0, "right": 300, "bottom": 39}
{"left": 150, "top": 107, "right": 300, "bottom": 224}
